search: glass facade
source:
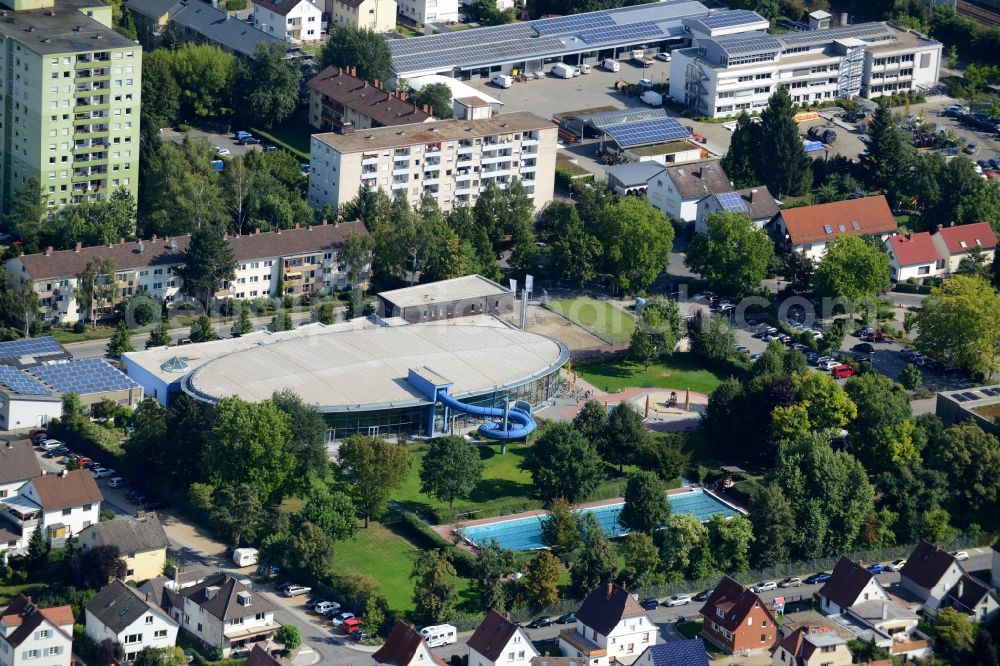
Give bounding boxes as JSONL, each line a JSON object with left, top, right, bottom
{"left": 324, "top": 367, "right": 564, "bottom": 441}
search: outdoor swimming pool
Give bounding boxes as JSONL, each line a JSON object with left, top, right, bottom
{"left": 458, "top": 488, "right": 740, "bottom": 551}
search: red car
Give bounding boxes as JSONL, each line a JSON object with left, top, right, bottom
{"left": 864, "top": 331, "right": 889, "bottom": 342}
{"left": 831, "top": 364, "right": 856, "bottom": 379}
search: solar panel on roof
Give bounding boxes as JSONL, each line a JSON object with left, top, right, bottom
{"left": 579, "top": 21, "right": 665, "bottom": 45}
{"left": 603, "top": 117, "right": 691, "bottom": 148}
{"left": 0, "top": 365, "right": 52, "bottom": 396}
{"left": 717, "top": 33, "right": 782, "bottom": 57}
{"left": 28, "top": 358, "right": 137, "bottom": 395}
{"left": 0, "top": 336, "right": 63, "bottom": 359}
{"left": 953, "top": 393, "right": 969, "bottom": 402}
{"left": 716, "top": 191, "right": 749, "bottom": 213}
{"left": 698, "top": 9, "right": 766, "bottom": 29}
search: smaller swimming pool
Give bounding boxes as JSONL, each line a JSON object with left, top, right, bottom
{"left": 459, "top": 488, "right": 740, "bottom": 551}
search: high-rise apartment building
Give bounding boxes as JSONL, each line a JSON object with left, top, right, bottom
{"left": 0, "top": 0, "right": 141, "bottom": 214}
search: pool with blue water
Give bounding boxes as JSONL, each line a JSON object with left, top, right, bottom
{"left": 458, "top": 488, "right": 739, "bottom": 551}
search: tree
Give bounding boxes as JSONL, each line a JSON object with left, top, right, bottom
{"left": 319, "top": 27, "right": 393, "bottom": 83}
{"left": 204, "top": 397, "right": 295, "bottom": 503}
{"left": 860, "top": 105, "right": 913, "bottom": 205}
{"left": 519, "top": 423, "right": 604, "bottom": 503}
{"left": 98, "top": 639, "right": 125, "bottom": 666}
{"left": 0, "top": 269, "right": 39, "bottom": 337}
{"left": 299, "top": 485, "right": 358, "bottom": 542}
{"left": 76, "top": 257, "right": 117, "bottom": 327}
{"left": 660, "top": 513, "right": 713, "bottom": 581}
{"left": 813, "top": 235, "right": 890, "bottom": 300}
{"left": 419, "top": 436, "right": 484, "bottom": 507}
{"left": 341, "top": 230, "right": 374, "bottom": 289}
{"left": 270, "top": 310, "right": 293, "bottom": 332}
{"left": 106, "top": 320, "right": 134, "bottom": 358}
{"left": 720, "top": 112, "right": 758, "bottom": 189}
{"left": 475, "top": 539, "right": 516, "bottom": 612}
{"left": 134, "top": 647, "right": 188, "bottom": 666}
{"left": 413, "top": 83, "right": 453, "bottom": 119}
{"left": 925, "top": 422, "right": 1000, "bottom": 526}
{"left": 748, "top": 483, "right": 795, "bottom": 568}
{"left": 915, "top": 275, "right": 1000, "bottom": 379}
{"left": 640, "top": 438, "right": 690, "bottom": 482}
{"left": 522, "top": 550, "right": 561, "bottom": 606}
{"left": 361, "top": 594, "right": 387, "bottom": 637}
{"left": 628, "top": 326, "right": 658, "bottom": 370}
{"left": 177, "top": 225, "right": 236, "bottom": 311}
{"left": 592, "top": 197, "right": 673, "bottom": 293}
{"left": 25, "top": 526, "right": 49, "bottom": 574}
{"left": 290, "top": 520, "right": 334, "bottom": 578}
{"left": 232, "top": 300, "right": 252, "bottom": 337}
{"left": 271, "top": 389, "right": 330, "bottom": 485}
{"left": 141, "top": 321, "right": 170, "bottom": 350}
{"left": 619, "top": 531, "right": 661, "bottom": 588}
{"left": 692, "top": 316, "right": 738, "bottom": 364}
{"left": 3, "top": 178, "right": 48, "bottom": 251}
{"left": 572, "top": 400, "right": 608, "bottom": 450}
{"left": 972, "top": 629, "right": 998, "bottom": 666}
{"left": 276, "top": 625, "right": 301, "bottom": 652}
{"left": 876, "top": 458, "right": 949, "bottom": 543}
{"left": 411, "top": 549, "right": 457, "bottom": 623}
{"left": 189, "top": 315, "right": 218, "bottom": 343}
{"left": 76, "top": 545, "right": 127, "bottom": 588}
{"left": 706, "top": 513, "right": 753, "bottom": 573}
{"left": 754, "top": 88, "right": 811, "bottom": 197}
{"left": 141, "top": 51, "right": 181, "bottom": 128}
{"left": 571, "top": 513, "right": 619, "bottom": 596}
{"left": 932, "top": 607, "right": 976, "bottom": 664}
{"left": 685, "top": 211, "right": 774, "bottom": 296}
{"left": 235, "top": 42, "right": 300, "bottom": 128}
{"left": 338, "top": 435, "right": 411, "bottom": 527}
{"left": 209, "top": 482, "right": 266, "bottom": 545}
{"left": 619, "top": 471, "right": 669, "bottom": 534}
{"left": 540, "top": 203, "right": 601, "bottom": 286}
{"left": 540, "top": 497, "right": 581, "bottom": 564}
{"left": 899, "top": 363, "right": 922, "bottom": 390}
{"left": 603, "top": 402, "right": 649, "bottom": 472}
{"left": 168, "top": 43, "right": 236, "bottom": 117}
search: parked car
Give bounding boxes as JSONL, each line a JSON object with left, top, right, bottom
{"left": 639, "top": 597, "right": 659, "bottom": 610}
{"left": 852, "top": 327, "right": 874, "bottom": 338}
{"left": 556, "top": 613, "right": 576, "bottom": 624}
{"left": 952, "top": 551, "right": 969, "bottom": 561}
{"left": 750, "top": 581, "right": 777, "bottom": 593}
{"left": 342, "top": 617, "right": 364, "bottom": 635}
{"left": 693, "top": 589, "right": 712, "bottom": 602}
{"left": 262, "top": 144, "right": 278, "bottom": 152}
{"left": 313, "top": 601, "right": 340, "bottom": 615}
{"left": 663, "top": 594, "right": 691, "bottom": 607}
{"left": 92, "top": 467, "right": 116, "bottom": 479}
{"left": 330, "top": 611, "right": 355, "bottom": 626}
{"left": 886, "top": 559, "right": 906, "bottom": 572}
{"left": 804, "top": 572, "right": 832, "bottom": 584}
{"left": 656, "top": 52, "right": 671, "bottom": 61}
{"left": 852, "top": 343, "right": 875, "bottom": 354}
{"left": 528, "top": 617, "right": 555, "bottom": 628}
{"left": 818, "top": 359, "right": 840, "bottom": 371}
{"left": 778, "top": 577, "right": 802, "bottom": 588}
{"left": 40, "top": 439, "right": 64, "bottom": 450}
{"left": 107, "top": 477, "right": 127, "bottom": 488}
{"left": 275, "top": 581, "right": 296, "bottom": 592}
{"left": 831, "top": 364, "right": 856, "bottom": 379}
{"left": 868, "top": 563, "right": 884, "bottom": 575}
{"left": 237, "top": 136, "right": 260, "bottom": 145}
{"left": 285, "top": 585, "right": 313, "bottom": 597}
{"left": 43, "top": 446, "right": 68, "bottom": 458}
{"left": 215, "top": 147, "right": 231, "bottom": 157}
{"left": 864, "top": 331, "right": 889, "bottom": 342}
{"left": 29, "top": 428, "right": 48, "bottom": 443}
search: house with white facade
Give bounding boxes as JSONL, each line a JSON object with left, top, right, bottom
{"left": 468, "top": 610, "right": 538, "bottom": 666}
{"left": 558, "top": 583, "right": 657, "bottom": 666}
{"left": 887, "top": 232, "right": 940, "bottom": 282}
{"left": 397, "top": 0, "right": 458, "bottom": 25}
{"left": 85, "top": 580, "right": 180, "bottom": 662}
{"left": 819, "top": 557, "right": 889, "bottom": 615}
{"left": 327, "top": 0, "right": 396, "bottom": 32}
{"left": 942, "top": 573, "right": 999, "bottom": 623}
{"left": 177, "top": 573, "right": 280, "bottom": 657}
{"left": 769, "top": 195, "right": 898, "bottom": 262}
{"left": 0, "top": 440, "right": 41, "bottom": 559}
{"left": 1, "top": 470, "right": 102, "bottom": 548}
{"left": 0, "top": 594, "right": 74, "bottom": 666}
{"left": 770, "top": 625, "right": 852, "bottom": 666}
{"left": 695, "top": 186, "right": 779, "bottom": 233}
{"left": 930, "top": 222, "right": 998, "bottom": 276}
{"left": 373, "top": 620, "right": 446, "bottom": 666}
{"left": 899, "top": 541, "right": 966, "bottom": 614}
{"left": 254, "top": 0, "right": 323, "bottom": 42}
{"left": 646, "top": 161, "right": 734, "bottom": 223}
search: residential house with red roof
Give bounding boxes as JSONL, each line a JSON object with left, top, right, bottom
{"left": 308, "top": 66, "right": 433, "bottom": 132}
{"left": 245, "top": 644, "right": 283, "bottom": 666}
{"left": 769, "top": 195, "right": 898, "bottom": 262}
{"left": 2, "top": 469, "right": 102, "bottom": 548}
{"left": 699, "top": 576, "right": 777, "bottom": 655}
{"left": 0, "top": 594, "right": 73, "bottom": 666}
{"left": 558, "top": 583, "right": 657, "bottom": 666}
{"left": 770, "top": 625, "right": 852, "bottom": 666}
{"left": 930, "top": 222, "right": 998, "bottom": 275}
{"left": 468, "top": 610, "right": 538, "bottom": 666}
{"left": 253, "top": 0, "right": 323, "bottom": 43}
{"left": 886, "top": 232, "right": 941, "bottom": 282}
{"left": 374, "top": 620, "right": 447, "bottom": 666}
{"left": 819, "top": 557, "right": 888, "bottom": 615}
{"left": 899, "top": 541, "right": 966, "bottom": 614}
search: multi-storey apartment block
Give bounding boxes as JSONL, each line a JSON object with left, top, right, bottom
{"left": 0, "top": 0, "right": 142, "bottom": 215}
{"left": 5, "top": 221, "right": 370, "bottom": 324}
{"left": 669, "top": 18, "right": 941, "bottom": 118}
{"left": 308, "top": 111, "right": 556, "bottom": 213}
{"left": 307, "top": 66, "right": 432, "bottom": 132}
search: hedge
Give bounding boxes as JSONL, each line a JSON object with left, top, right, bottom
{"left": 393, "top": 511, "right": 477, "bottom": 576}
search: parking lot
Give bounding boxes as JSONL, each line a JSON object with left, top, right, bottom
{"left": 160, "top": 127, "right": 271, "bottom": 159}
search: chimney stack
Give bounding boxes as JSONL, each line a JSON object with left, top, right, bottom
{"left": 173, "top": 566, "right": 179, "bottom": 585}
{"left": 606, "top": 582, "right": 613, "bottom": 596}
{"left": 145, "top": 593, "right": 151, "bottom": 603}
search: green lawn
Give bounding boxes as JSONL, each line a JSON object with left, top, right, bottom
{"left": 250, "top": 121, "right": 312, "bottom": 160}
{"left": 677, "top": 620, "right": 703, "bottom": 639}
{"left": 547, "top": 297, "right": 636, "bottom": 344}
{"left": 574, "top": 352, "right": 726, "bottom": 395}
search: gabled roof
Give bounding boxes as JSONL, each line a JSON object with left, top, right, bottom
{"left": 774, "top": 626, "right": 845, "bottom": 665}
{"left": 258, "top": 0, "right": 317, "bottom": 17}
{"left": 124, "top": 0, "right": 183, "bottom": 20}
{"left": 82, "top": 514, "right": 168, "bottom": 554}
{"left": 180, "top": 573, "right": 275, "bottom": 621}
{"left": 0, "top": 439, "right": 41, "bottom": 486}
{"left": 468, "top": 610, "right": 524, "bottom": 662}
{"left": 576, "top": 582, "right": 648, "bottom": 636}
{"left": 889, "top": 232, "right": 938, "bottom": 266}
{"left": 820, "top": 557, "right": 883, "bottom": 610}
{"left": 246, "top": 644, "right": 282, "bottom": 666}
{"left": 935, "top": 222, "right": 999, "bottom": 254}
{"left": 308, "top": 66, "right": 433, "bottom": 127}
{"left": 639, "top": 639, "right": 709, "bottom": 666}
{"left": 86, "top": 580, "right": 175, "bottom": 635}
{"left": 661, "top": 161, "right": 733, "bottom": 199}
{"left": 700, "top": 576, "right": 775, "bottom": 632}
{"left": 1, "top": 595, "right": 73, "bottom": 648}
{"left": 709, "top": 186, "right": 779, "bottom": 220}
{"left": 373, "top": 620, "right": 446, "bottom": 666}
{"left": 946, "top": 574, "right": 994, "bottom": 613}
{"left": 170, "top": 1, "right": 284, "bottom": 58}
{"left": 29, "top": 470, "right": 102, "bottom": 511}
{"left": 900, "top": 541, "right": 958, "bottom": 590}
{"left": 777, "top": 195, "right": 897, "bottom": 246}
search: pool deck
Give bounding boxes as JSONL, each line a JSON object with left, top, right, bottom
{"left": 436, "top": 486, "right": 748, "bottom": 552}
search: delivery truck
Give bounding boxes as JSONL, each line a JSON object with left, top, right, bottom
{"left": 551, "top": 63, "right": 575, "bottom": 79}
{"left": 640, "top": 90, "right": 663, "bottom": 106}
{"left": 602, "top": 58, "right": 620, "bottom": 72}
{"left": 491, "top": 74, "right": 512, "bottom": 88}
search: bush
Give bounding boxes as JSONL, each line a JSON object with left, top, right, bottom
{"left": 225, "top": 0, "right": 247, "bottom": 9}
{"left": 72, "top": 321, "right": 86, "bottom": 333}
{"left": 393, "top": 511, "right": 477, "bottom": 576}
{"left": 554, "top": 167, "right": 574, "bottom": 193}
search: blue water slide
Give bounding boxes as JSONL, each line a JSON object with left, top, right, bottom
{"left": 435, "top": 389, "right": 536, "bottom": 440}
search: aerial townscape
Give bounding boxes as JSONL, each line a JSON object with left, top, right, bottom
{"left": 3, "top": 0, "right": 1000, "bottom": 662}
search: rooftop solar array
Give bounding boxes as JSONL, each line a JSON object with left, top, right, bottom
{"left": 980, "top": 387, "right": 1000, "bottom": 396}
{"left": 603, "top": 117, "right": 691, "bottom": 148}
{"left": 715, "top": 32, "right": 783, "bottom": 57}
{"left": 579, "top": 21, "right": 665, "bottom": 45}
{"left": 778, "top": 22, "right": 890, "bottom": 47}
{"left": 575, "top": 107, "right": 668, "bottom": 128}
{"left": 697, "top": 9, "right": 767, "bottom": 30}
{"left": 29, "top": 359, "right": 138, "bottom": 395}
{"left": 0, "top": 365, "right": 52, "bottom": 396}
{"left": 533, "top": 13, "right": 615, "bottom": 35}
{"left": 717, "top": 191, "right": 750, "bottom": 213}
{"left": 0, "top": 336, "right": 63, "bottom": 359}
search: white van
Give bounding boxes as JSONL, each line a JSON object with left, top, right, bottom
{"left": 420, "top": 624, "right": 457, "bottom": 648}
{"left": 232, "top": 547, "right": 259, "bottom": 567}
{"left": 491, "top": 74, "right": 512, "bottom": 88}
{"left": 551, "top": 63, "right": 574, "bottom": 79}
{"left": 602, "top": 58, "right": 620, "bottom": 72}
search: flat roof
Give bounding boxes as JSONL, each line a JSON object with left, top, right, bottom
{"left": 379, "top": 275, "right": 511, "bottom": 309}
{"left": 311, "top": 111, "right": 553, "bottom": 154}
{"left": 389, "top": 0, "right": 710, "bottom": 77}
{"left": 183, "top": 321, "right": 568, "bottom": 411}
{"left": 0, "top": 0, "right": 138, "bottom": 55}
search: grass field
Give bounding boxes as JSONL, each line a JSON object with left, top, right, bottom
{"left": 546, "top": 297, "right": 636, "bottom": 344}
{"left": 573, "top": 352, "right": 726, "bottom": 395}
